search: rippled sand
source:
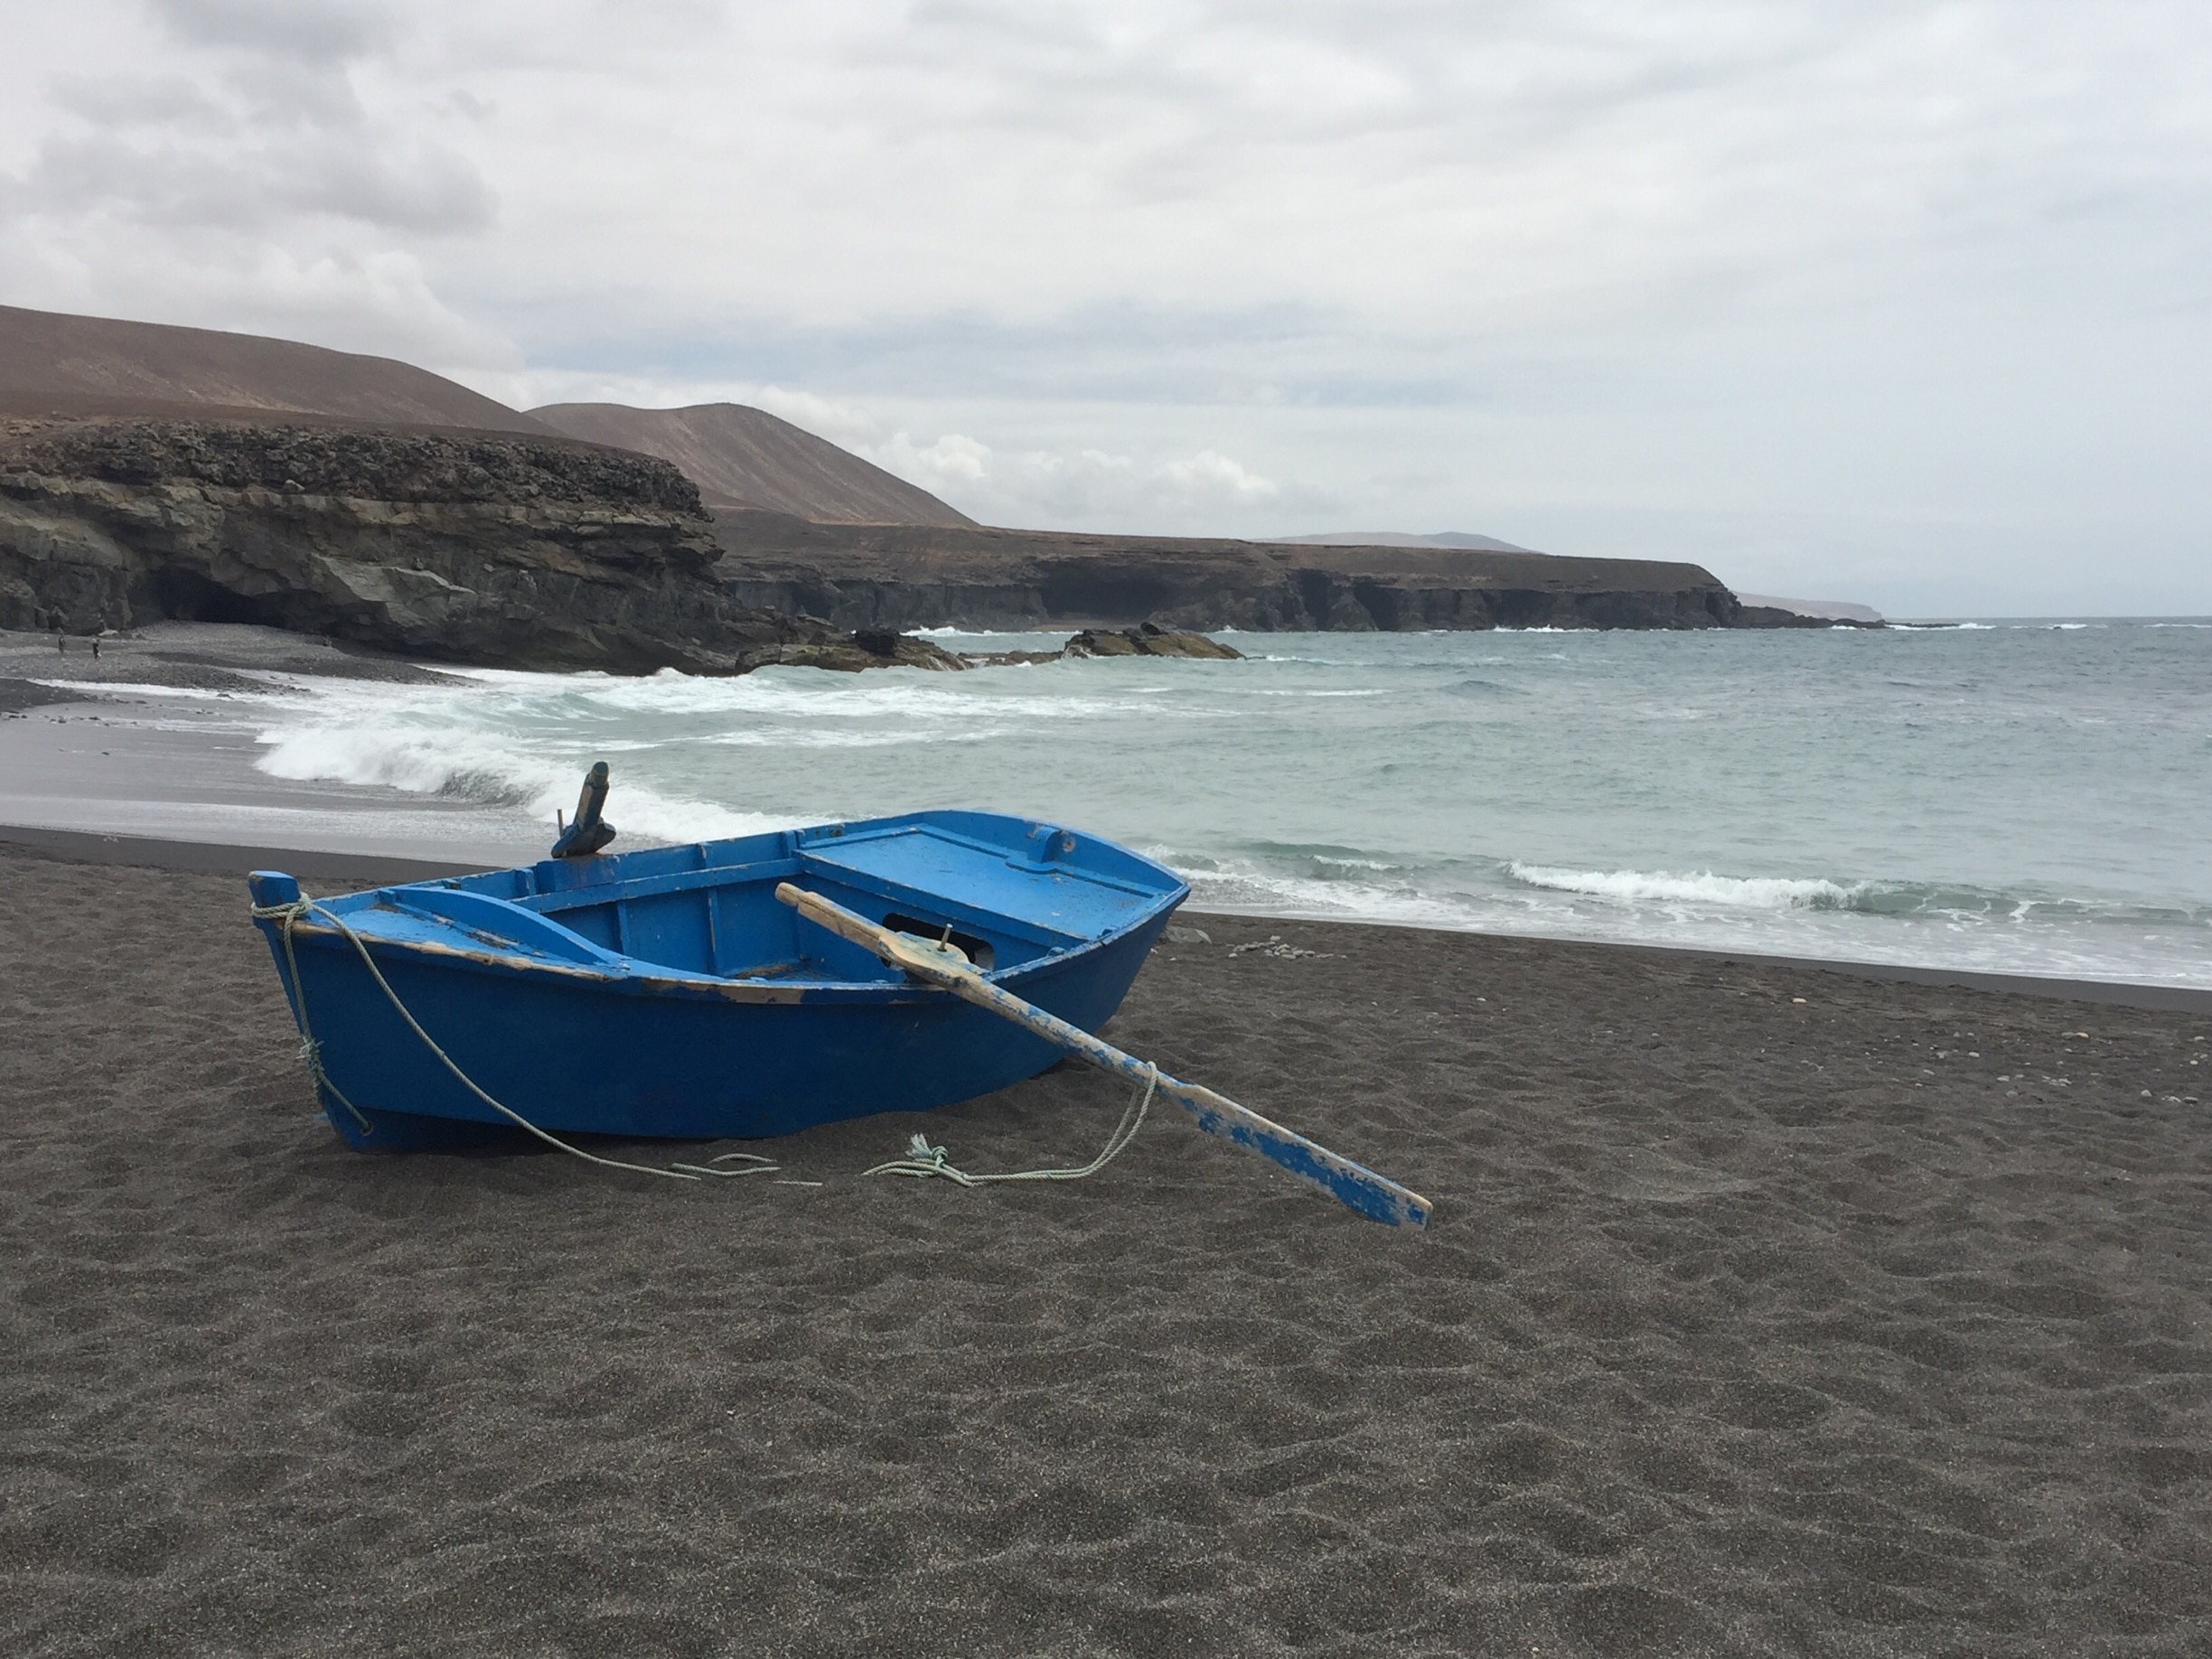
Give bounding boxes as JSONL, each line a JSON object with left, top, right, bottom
{"left": 4, "top": 842, "right": 2207, "bottom": 1655}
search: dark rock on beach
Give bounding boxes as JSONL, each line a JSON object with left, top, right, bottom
{"left": 0, "top": 416, "right": 858, "bottom": 675}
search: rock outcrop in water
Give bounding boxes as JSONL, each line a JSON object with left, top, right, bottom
{"left": 1065, "top": 623, "right": 1243, "bottom": 659}
{"left": 712, "top": 511, "right": 1765, "bottom": 633}
{"left": 0, "top": 417, "right": 906, "bottom": 675}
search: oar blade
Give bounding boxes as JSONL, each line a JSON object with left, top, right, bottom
{"left": 1167, "top": 1083, "right": 1432, "bottom": 1229}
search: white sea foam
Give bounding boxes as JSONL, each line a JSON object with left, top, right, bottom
{"left": 1509, "top": 864, "right": 1861, "bottom": 910}
{"left": 29, "top": 678, "right": 258, "bottom": 701}
{"left": 1228, "top": 687, "right": 1393, "bottom": 698}
{"left": 698, "top": 726, "right": 1010, "bottom": 748}
{"left": 254, "top": 719, "right": 801, "bottom": 845}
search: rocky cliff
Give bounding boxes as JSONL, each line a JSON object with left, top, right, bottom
{"left": 0, "top": 417, "right": 851, "bottom": 673}
{"left": 713, "top": 512, "right": 1765, "bottom": 632}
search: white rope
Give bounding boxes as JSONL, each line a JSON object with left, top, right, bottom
{"left": 252, "top": 895, "right": 779, "bottom": 1184}
{"left": 864, "top": 1063, "right": 1158, "bottom": 1188}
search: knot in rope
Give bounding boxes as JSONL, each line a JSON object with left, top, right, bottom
{"left": 253, "top": 893, "right": 373, "bottom": 1133}
{"left": 863, "top": 1062, "right": 1158, "bottom": 1188}
{"left": 869, "top": 1133, "right": 978, "bottom": 1186}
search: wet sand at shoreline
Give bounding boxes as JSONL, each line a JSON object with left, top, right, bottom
{"left": 3, "top": 838, "right": 2208, "bottom": 1655}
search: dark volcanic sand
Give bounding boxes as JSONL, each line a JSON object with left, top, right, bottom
{"left": 3, "top": 844, "right": 2208, "bottom": 1657}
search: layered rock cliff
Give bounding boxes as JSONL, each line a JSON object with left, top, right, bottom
{"left": 712, "top": 512, "right": 1765, "bottom": 632}
{"left": 0, "top": 417, "right": 852, "bottom": 674}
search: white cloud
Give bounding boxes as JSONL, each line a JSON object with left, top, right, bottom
{"left": 857, "top": 429, "right": 1279, "bottom": 529}
{"left": 1160, "top": 449, "right": 1277, "bottom": 502}
{"left": 872, "top": 431, "right": 993, "bottom": 487}
{"left": 3, "top": 1, "right": 2210, "bottom": 608}
{"left": 150, "top": 0, "right": 400, "bottom": 63}
{"left": 0, "top": 0, "right": 498, "bottom": 362}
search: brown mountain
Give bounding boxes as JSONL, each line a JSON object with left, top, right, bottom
{"left": 530, "top": 401, "right": 976, "bottom": 527}
{"left": 0, "top": 304, "right": 552, "bottom": 433}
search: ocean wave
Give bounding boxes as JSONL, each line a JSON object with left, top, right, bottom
{"left": 1177, "top": 865, "right": 1468, "bottom": 929}
{"left": 698, "top": 726, "right": 1011, "bottom": 748}
{"left": 1176, "top": 851, "right": 2212, "bottom": 985}
{"left": 1498, "top": 864, "right": 2208, "bottom": 932}
{"left": 1510, "top": 864, "right": 1863, "bottom": 910}
{"left": 1229, "top": 840, "right": 1412, "bottom": 876}
{"left": 253, "top": 721, "right": 800, "bottom": 845}
{"left": 1442, "top": 677, "right": 1523, "bottom": 698}
{"left": 1226, "top": 687, "right": 1392, "bottom": 698}
{"left": 405, "top": 664, "right": 1190, "bottom": 727}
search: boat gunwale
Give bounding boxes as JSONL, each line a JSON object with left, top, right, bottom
{"left": 254, "top": 811, "right": 1190, "bottom": 1005}
{"left": 258, "top": 904, "right": 1169, "bottom": 1006}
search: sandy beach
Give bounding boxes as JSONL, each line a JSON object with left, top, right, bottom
{"left": 4, "top": 833, "right": 2208, "bottom": 1656}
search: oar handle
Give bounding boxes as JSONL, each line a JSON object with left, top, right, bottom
{"left": 774, "top": 883, "right": 1432, "bottom": 1229}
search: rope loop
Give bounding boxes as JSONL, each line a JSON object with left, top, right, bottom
{"left": 864, "top": 1062, "right": 1158, "bottom": 1188}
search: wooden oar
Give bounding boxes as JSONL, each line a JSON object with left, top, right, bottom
{"left": 776, "top": 883, "right": 1432, "bottom": 1229}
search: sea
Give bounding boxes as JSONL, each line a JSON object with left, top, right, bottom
{"left": 35, "top": 618, "right": 2212, "bottom": 989}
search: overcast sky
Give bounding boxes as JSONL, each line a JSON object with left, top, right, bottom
{"left": 4, "top": 0, "right": 2208, "bottom": 613}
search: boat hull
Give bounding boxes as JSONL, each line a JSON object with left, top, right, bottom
{"left": 249, "top": 811, "right": 1186, "bottom": 1152}
{"left": 263, "top": 922, "right": 1165, "bottom": 1150}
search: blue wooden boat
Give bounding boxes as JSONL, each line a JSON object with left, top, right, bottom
{"left": 248, "top": 810, "right": 1186, "bottom": 1152}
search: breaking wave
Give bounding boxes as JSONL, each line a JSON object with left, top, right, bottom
{"left": 1509, "top": 864, "right": 1864, "bottom": 910}
{"left": 255, "top": 719, "right": 798, "bottom": 846}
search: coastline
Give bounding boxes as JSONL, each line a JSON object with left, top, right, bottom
{"left": 8, "top": 818, "right": 2207, "bottom": 1015}
{"left": 5, "top": 833, "right": 2207, "bottom": 1653}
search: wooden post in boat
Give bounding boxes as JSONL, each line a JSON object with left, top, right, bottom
{"left": 775, "top": 882, "right": 1432, "bottom": 1229}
